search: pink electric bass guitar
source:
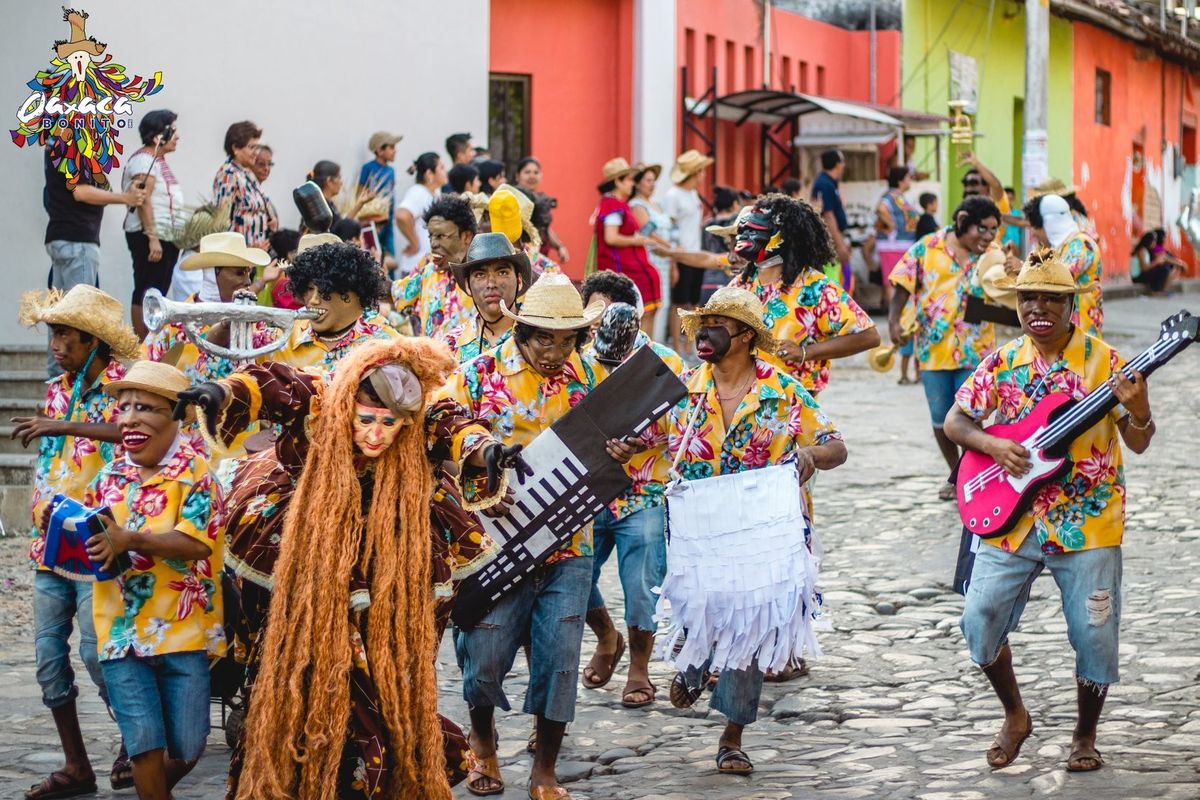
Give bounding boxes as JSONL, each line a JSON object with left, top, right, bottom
{"left": 956, "top": 311, "right": 1199, "bottom": 537}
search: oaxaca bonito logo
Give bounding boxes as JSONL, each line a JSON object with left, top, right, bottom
{"left": 10, "top": 7, "right": 163, "bottom": 191}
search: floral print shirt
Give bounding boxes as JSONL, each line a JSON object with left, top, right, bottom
{"left": 391, "top": 255, "right": 473, "bottom": 340}
{"left": 436, "top": 336, "right": 601, "bottom": 561}
{"left": 86, "top": 439, "right": 225, "bottom": 660}
{"left": 271, "top": 310, "right": 398, "bottom": 380}
{"left": 889, "top": 228, "right": 999, "bottom": 372}
{"left": 28, "top": 359, "right": 125, "bottom": 570}
{"left": 730, "top": 268, "right": 875, "bottom": 395}
{"left": 445, "top": 316, "right": 514, "bottom": 364}
{"left": 212, "top": 159, "right": 272, "bottom": 249}
{"left": 955, "top": 327, "right": 1127, "bottom": 554}
{"left": 1059, "top": 230, "right": 1104, "bottom": 338}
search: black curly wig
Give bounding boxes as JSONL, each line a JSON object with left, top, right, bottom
{"left": 424, "top": 195, "right": 477, "bottom": 234}
{"left": 286, "top": 243, "right": 389, "bottom": 307}
{"left": 735, "top": 193, "right": 837, "bottom": 290}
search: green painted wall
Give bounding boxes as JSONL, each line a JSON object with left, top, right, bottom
{"left": 902, "top": 0, "right": 1073, "bottom": 211}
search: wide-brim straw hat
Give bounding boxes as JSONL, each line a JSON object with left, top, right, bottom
{"left": 976, "top": 248, "right": 1017, "bottom": 309}
{"left": 179, "top": 231, "right": 271, "bottom": 271}
{"left": 1031, "top": 176, "right": 1081, "bottom": 199}
{"left": 679, "top": 286, "right": 776, "bottom": 352}
{"left": 992, "top": 249, "right": 1096, "bottom": 296}
{"left": 705, "top": 206, "right": 754, "bottom": 241}
{"left": 451, "top": 232, "right": 533, "bottom": 294}
{"left": 104, "top": 360, "right": 191, "bottom": 403}
{"left": 18, "top": 285, "right": 139, "bottom": 360}
{"left": 174, "top": 201, "right": 231, "bottom": 252}
{"left": 598, "top": 157, "right": 639, "bottom": 190}
{"left": 633, "top": 163, "right": 662, "bottom": 181}
{"left": 499, "top": 272, "right": 604, "bottom": 330}
{"left": 670, "top": 149, "right": 714, "bottom": 184}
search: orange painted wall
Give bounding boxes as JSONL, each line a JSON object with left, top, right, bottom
{"left": 676, "top": 0, "right": 901, "bottom": 195}
{"left": 1072, "top": 22, "right": 1197, "bottom": 278}
{"left": 490, "top": 0, "right": 634, "bottom": 279}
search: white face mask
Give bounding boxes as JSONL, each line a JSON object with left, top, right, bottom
{"left": 351, "top": 402, "right": 411, "bottom": 459}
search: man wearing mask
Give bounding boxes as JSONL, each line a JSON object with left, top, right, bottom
{"left": 391, "top": 196, "right": 477, "bottom": 338}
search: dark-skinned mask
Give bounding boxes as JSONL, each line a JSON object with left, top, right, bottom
{"left": 733, "top": 208, "right": 783, "bottom": 263}
{"left": 696, "top": 325, "right": 733, "bottom": 363}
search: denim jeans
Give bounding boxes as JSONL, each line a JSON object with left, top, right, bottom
{"left": 34, "top": 570, "right": 106, "bottom": 709}
{"left": 45, "top": 240, "right": 101, "bottom": 376}
{"left": 961, "top": 533, "right": 1122, "bottom": 686}
{"left": 587, "top": 505, "right": 666, "bottom": 632}
{"left": 100, "top": 651, "right": 211, "bottom": 759}
{"left": 456, "top": 555, "right": 591, "bottom": 723}
{"left": 920, "top": 367, "right": 975, "bottom": 427}
{"left": 684, "top": 657, "right": 764, "bottom": 726}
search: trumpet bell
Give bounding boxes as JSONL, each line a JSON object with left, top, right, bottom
{"left": 867, "top": 343, "right": 898, "bottom": 373}
{"left": 142, "top": 289, "right": 169, "bottom": 332}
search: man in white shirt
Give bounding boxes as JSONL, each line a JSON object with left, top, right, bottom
{"left": 663, "top": 149, "right": 712, "bottom": 357}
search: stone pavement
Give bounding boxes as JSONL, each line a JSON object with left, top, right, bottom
{"left": 2, "top": 293, "right": 1199, "bottom": 799}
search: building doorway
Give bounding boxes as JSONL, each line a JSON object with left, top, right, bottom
{"left": 489, "top": 73, "right": 531, "bottom": 170}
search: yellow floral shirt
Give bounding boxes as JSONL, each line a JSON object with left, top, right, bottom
{"left": 436, "top": 336, "right": 601, "bottom": 561}
{"left": 730, "top": 268, "right": 875, "bottom": 395}
{"left": 955, "top": 327, "right": 1127, "bottom": 554}
{"left": 271, "top": 310, "right": 399, "bottom": 380}
{"left": 86, "top": 439, "right": 226, "bottom": 660}
{"left": 391, "top": 254, "right": 474, "bottom": 340}
{"left": 890, "top": 228, "right": 998, "bottom": 371}
{"left": 1058, "top": 230, "right": 1104, "bottom": 338}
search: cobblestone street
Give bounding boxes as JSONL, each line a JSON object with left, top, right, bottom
{"left": 2, "top": 294, "right": 1199, "bottom": 799}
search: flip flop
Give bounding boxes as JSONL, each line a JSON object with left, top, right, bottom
{"left": 581, "top": 633, "right": 625, "bottom": 689}
{"left": 986, "top": 712, "right": 1033, "bottom": 769}
{"left": 716, "top": 745, "right": 754, "bottom": 775}
{"left": 25, "top": 771, "right": 97, "bottom": 800}
{"left": 621, "top": 681, "right": 657, "bottom": 708}
{"left": 1066, "top": 745, "right": 1104, "bottom": 772}
{"left": 110, "top": 742, "right": 134, "bottom": 790}
{"left": 464, "top": 751, "right": 504, "bottom": 796}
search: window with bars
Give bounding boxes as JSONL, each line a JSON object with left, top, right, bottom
{"left": 488, "top": 73, "right": 531, "bottom": 170}
{"left": 1095, "top": 68, "right": 1111, "bottom": 126}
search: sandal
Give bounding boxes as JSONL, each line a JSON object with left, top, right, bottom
{"left": 528, "top": 787, "right": 572, "bottom": 799}
{"left": 621, "top": 681, "right": 657, "bottom": 708}
{"left": 938, "top": 482, "right": 956, "bottom": 502}
{"left": 581, "top": 633, "right": 625, "bottom": 689}
{"left": 110, "top": 742, "right": 134, "bottom": 790}
{"left": 986, "top": 711, "right": 1033, "bottom": 769}
{"left": 464, "top": 750, "right": 504, "bottom": 796}
{"left": 1066, "top": 743, "right": 1104, "bottom": 772}
{"left": 716, "top": 745, "right": 754, "bottom": 775}
{"left": 25, "top": 771, "right": 97, "bottom": 800}
{"left": 669, "top": 671, "right": 704, "bottom": 709}
{"left": 763, "top": 657, "right": 808, "bottom": 683}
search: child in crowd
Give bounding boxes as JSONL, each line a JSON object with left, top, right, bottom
{"left": 915, "top": 192, "right": 940, "bottom": 239}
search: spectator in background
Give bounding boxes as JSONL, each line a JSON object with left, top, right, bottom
{"left": 663, "top": 149, "right": 713, "bottom": 357}
{"left": 1000, "top": 186, "right": 1025, "bottom": 251}
{"left": 123, "top": 109, "right": 186, "bottom": 339}
{"left": 166, "top": 202, "right": 230, "bottom": 302}
{"left": 781, "top": 178, "right": 803, "bottom": 200}
{"left": 811, "top": 149, "right": 851, "bottom": 286}
{"left": 628, "top": 164, "right": 674, "bottom": 336}
{"left": 397, "top": 152, "right": 448, "bottom": 274}
{"left": 448, "top": 163, "right": 480, "bottom": 195}
{"left": 516, "top": 156, "right": 570, "bottom": 265}
{"left": 213, "top": 120, "right": 272, "bottom": 249}
{"left": 359, "top": 131, "right": 402, "bottom": 260}
{"left": 1132, "top": 228, "right": 1185, "bottom": 296}
{"left": 477, "top": 160, "right": 506, "bottom": 195}
{"left": 875, "top": 166, "right": 920, "bottom": 308}
{"left": 698, "top": 186, "right": 741, "bottom": 305}
{"left": 268, "top": 228, "right": 303, "bottom": 310}
{"left": 445, "top": 132, "right": 474, "bottom": 165}
{"left": 251, "top": 144, "right": 279, "bottom": 238}
{"left": 594, "top": 158, "right": 661, "bottom": 334}
{"left": 915, "top": 192, "right": 940, "bottom": 239}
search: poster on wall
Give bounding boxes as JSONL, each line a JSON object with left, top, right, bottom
{"left": 948, "top": 51, "right": 978, "bottom": 115}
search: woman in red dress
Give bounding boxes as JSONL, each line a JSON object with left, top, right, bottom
{"left": 593, "top": 158, "right": 661, "bottom": 334}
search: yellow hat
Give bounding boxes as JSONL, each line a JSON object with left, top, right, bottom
{"left": 19, "top": 285, "right": 139, "bottom": 360}
{"left": 488, "top": 192, "right": 523, "bottom": 245}
{"left": 679, "top": 286, "right": 775, "bottom": 352}
{"left": 499, "top": 273, "right": 604, "bottom": 330}
{"left": 104, "top": 360, "right": 191, "bottom": 403}
{"left": 179, "top": 231, "right": 271, "bottom": 271}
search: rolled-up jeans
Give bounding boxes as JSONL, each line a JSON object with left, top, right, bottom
{"left": 34, "top": 569, "right": 107, "bottom": 709}
{"left": 588, "top": 505, "right": 666, "bottom": 632}
{"left": 456, "top": 555, "right": 591, "bottom": 723}
{"left": 683, "top": 657, "right": 764, "bottom": 726}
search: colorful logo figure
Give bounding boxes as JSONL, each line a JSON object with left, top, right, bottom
{"left": 10, "top": 8, "right": 163, "bottom": 190}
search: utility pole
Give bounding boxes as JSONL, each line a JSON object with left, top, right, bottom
{"left": 1022, "top": 0, "right": 1050, "bottom": 197}
{"left": 869, "top": 0, "right": 878, "bottom": 104}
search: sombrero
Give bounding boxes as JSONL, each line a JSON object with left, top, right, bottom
{"left": 670, "top": 149, "right": 714, "bottom": 184}
{"left": 180, "top": 231, "right": 271, "bottom": 271}
{"left": 679, "top": 286, "right": 776, "bottom": 352}
{"left": 992, "top": 249, "right": 1097, "bottom": 296}
{"left": 499, "top": 273, "right": 604, "bottom": 330}
{"left": 19, "top": 285, "right": 139, "bottom": 360}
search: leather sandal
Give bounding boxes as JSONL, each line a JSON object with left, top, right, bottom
{"left": 110, "top": 742, "right": 134, "bottom": 790}
{"left": 1066, "top": 744, "right": 1104, "bottom": 772}
{"left": 24, "top": 771, "right": 97, "bottom": 800}
{"left": 669, "top": 671, "right": 704, "bottom": 709}
{"left": 581, "top": 633, "right": 625, "bottom": 689}
{"left": 621, "top": 681, "right": 657, "bottom": 708}
{"left": 716, "top": 745, "right": 754, "bottom": 775}
{"left": 528, "top": 786, "right": 571, "bottom": 799}
{"left": 986, "top": 711, "right": 1033, "bottom": 769}
{"left": 465, "top": 750, "right": 504, "bottom": 796}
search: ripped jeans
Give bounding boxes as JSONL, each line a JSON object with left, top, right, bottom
{"left": 961, "top": 533, "right": 1122, "bottom": 686}
{"left": 456, "top": 555, "right": 591, "bottom": 723}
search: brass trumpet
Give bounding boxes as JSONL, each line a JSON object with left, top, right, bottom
{"left": 142, "top": 289, "right": 318, "bottom": 362}
{"left": 867, "top": 306, "right": 918, "bottom": 373}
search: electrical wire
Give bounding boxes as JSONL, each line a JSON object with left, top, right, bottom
{"left": 888, "top": 0, "right": 968, "bottom": 106}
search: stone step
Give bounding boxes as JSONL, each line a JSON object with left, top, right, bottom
{"left": 0, "top": 397, "right": 44, "bottom": 419}
{"left": 0, "top": 483, "right": 32, "bottom": 538}
{"left": 0, "top": 345, "right": 48, "bottom": 373}
{"left": 0, "top": 454, "right": 35, "bottom": 485}
{"left": 0, "top": 426, "right": 40, "bottom": 456}
{"left": 0, "top": 370, "right": 51, "bottom": 400}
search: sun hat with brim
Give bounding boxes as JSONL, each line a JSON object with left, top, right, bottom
{"left": 992, "top": 250, "right": 1097, "bottom": 296}
{"left": 598, "top": 158, "right": 639, "bottom": 190}
{"left": 297, "top": 232, "right": 341, "bottom": 254}
{"left": 18, "top": 285, "right": 139, "bottom": 360}
{"left": 670, "top": 149, "right": 715, "bottom": 184}
{"left": 633, "top": 163, "right": 662, "bottom": 181}
{"left": 179, "top": 231, "right": 272, "bottom": 271}
{"left": 104, "top": 360, "right": 192, "bottom": 403}
{"left": 1031, "top": 176, "right": 1081, "bottom": 199}
{"left": 705, "top": 206, "right": 754, "bottom": 241}
{"left": 451, "top": 232, "right": 534, "bottom": 294}
{"left": 499, "top": 273, "right": 604, "bottom": 330}
{"left": 679, "top": 286, "right": 776, "bottom": 352}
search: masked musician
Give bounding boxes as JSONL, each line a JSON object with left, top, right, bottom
{"left": 944, "top": 252, "right": 1154, "bottom": 773}
{"left": 729, "top": 194, "right": 879, "bottom": 399}
{"left": 1022, "top": 193, "right": 1103, "bottom": 337}
{"left": 888, "top": 195, "right": 1003, "bottom": 501}
{"left": 174, "top": 337, "right": 522, "bottom": 799}
{"left": 663, "top": 286, "right": 846, "bottom": 775}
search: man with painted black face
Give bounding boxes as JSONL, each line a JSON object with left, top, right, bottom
{"left": 437, "top": 272, "right": 638, "bottom": 799}
{"left": 445, "top": 232, "right": 532, "bottom": 362}
{"left": 944, "top": 251, "right": 1154, "bottom": 774}
{"left": 888, "top": 195, "right": 1004, "bottom": 501}
{"left": 390, "top": 195, "right": 477, "bottom": 339}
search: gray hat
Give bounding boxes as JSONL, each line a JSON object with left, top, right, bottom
{"left": 451, "top": 232, "right": 533, "bottom": 294}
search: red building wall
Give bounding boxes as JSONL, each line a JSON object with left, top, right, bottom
{"left": 676, "top": 0, "right": 901, "bottom": 195}
{"left": 1072, "top": 22, "right": 1197, "bottom": 279}
{"left": 490, "top": 0, "right": 634, "bottom": 279}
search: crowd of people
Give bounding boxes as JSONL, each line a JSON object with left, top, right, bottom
{"left": 21, "top": 110, "right": 1174, "bottom": 800}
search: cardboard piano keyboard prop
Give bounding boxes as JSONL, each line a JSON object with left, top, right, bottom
{"left": 452, "top": 346, "right": 687, "bottom": 629}
{"left": 41, "top": 494, "right": 129, "bottom": 581}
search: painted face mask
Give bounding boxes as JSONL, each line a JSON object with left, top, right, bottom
{"left": 695, "top": 325, "right": 733, "bottom": 363}
{"left": 733, "top": 207, "right": 783, "bottom": 263}
{"left": 351, "top": 402, "right": 409, "bottom": 459}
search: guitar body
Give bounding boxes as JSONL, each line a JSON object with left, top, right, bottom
{"left": 956, "top": 393, "right": 1074, "bottom": 537}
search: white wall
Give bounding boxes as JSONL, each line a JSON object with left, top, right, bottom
{"left": 0, "top": 0, "right": 489, "bottom": 342}
{"left": 632, "top": 0, "right": 677, "bottom": 176}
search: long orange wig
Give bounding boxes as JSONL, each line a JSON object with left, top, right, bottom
{"left": 235, "top": 336, "right": 458, "bottom": 800}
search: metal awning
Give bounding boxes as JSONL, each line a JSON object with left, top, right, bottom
{"left": 686, "top": 89, "right": 905, "bottom": 128}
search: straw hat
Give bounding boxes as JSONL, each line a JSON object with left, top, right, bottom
{"left": 670, "top": 149, "right": 714, "bottom": 184}
{"left": 18, "top": 285, "right": 139, "bottom": 360}
{"left": 976, "top": 248, "right": 1017, "bottom": 309}
{"left": 451, "top": 232, "right": 533, "bottom": 293}
{"left": 598, "top": 158, "right": 639, "bottom": 190}
{"left": 679, "top": 286, "right": 776, "bottom": 352}
{"left": 179, "top": 231, "right": 271, "bottom": 271}
{"left": 55, "top": 9, "right": 106, "bottom": 59}
{"left": 297, "top": 232, "right": 341, "bottom": 254}
{"left": 634, "top": 163, "right": 662, "bottom": 181}
{"left": 104, "top": 360, "right": 191, "bottom": 403}
{"left": 368, "top": 131, "right": 403, "bottom": 153}
{"left": 1031, "top": 176, "right": 1080, "bottom": 199}
{"left": 499, "top": 273, "right": 604, "bottom": 330}
{"left": 175, "top": 202, "right": 231, "bottom": 252}
{"left": 705, "top": 206, "right": 754, "bottom": 241}
{"left": 992, "top": 249, "right": 1096, "bottom": 296}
